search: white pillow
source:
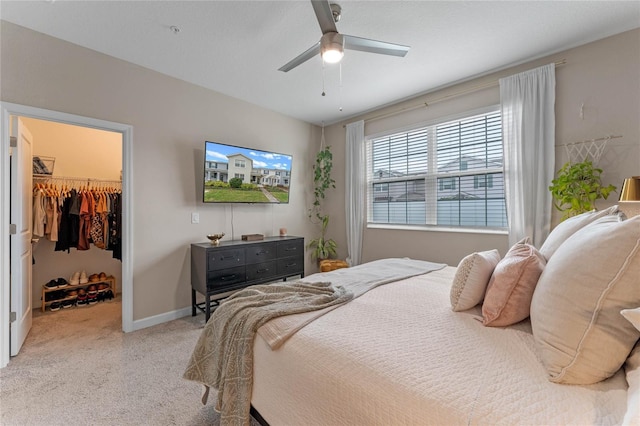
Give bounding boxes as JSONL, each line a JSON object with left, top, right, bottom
{"left": 539, "top": 205, "right": 620, "bottom": 260}
{"left": 450, "top": 250, "right": 501, "bottom": 312}
{"left": 621, "top": 308, "right": 640, "bottom": 426}
{"left": 622, "top": 308, "right": 640, "bottom": 332}
{"left": 531, "top": 214, "right": 640, "bottom": 385}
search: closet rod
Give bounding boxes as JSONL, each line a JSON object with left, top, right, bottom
{"left": 345, "top": 59, "right": 566, "bottom": 127}
{"left": 33, "top": 174, "right": 121, "bottom": 184}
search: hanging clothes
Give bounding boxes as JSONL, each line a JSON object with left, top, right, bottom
{"left": 77, "top": 190, "right": 93, "bottom": 251}
{"left": 89, "top": 191, "right": 105, "bottom": 249}
{"left": 32, "top": 178, "right": 122, "bottom": 260}
{"left": 32, "top": 187, "right": 46, "bottom": 238}
{"left": 54, "top": 195, "right": 72, "bottom": 253}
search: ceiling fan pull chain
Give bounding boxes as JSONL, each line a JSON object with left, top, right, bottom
{"left": 339, "top": 62, "right": 343, "bottom": 112}
{"left": 321, "top": 59, "right": 326, "bottom": 96}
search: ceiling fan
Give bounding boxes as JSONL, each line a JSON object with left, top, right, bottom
{"left": 278, "top": 0, "right": 410, "bottom": 72}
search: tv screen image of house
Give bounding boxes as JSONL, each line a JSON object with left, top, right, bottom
{"left": 203, "top": 141, "right": 293, "bottom": 203}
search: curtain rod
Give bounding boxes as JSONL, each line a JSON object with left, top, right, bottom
{"left": 344, "top": 59, "right": 566, "bottom": 127}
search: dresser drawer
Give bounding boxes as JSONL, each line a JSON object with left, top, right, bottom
{"left": 277, "top": 239, "right": 303, "bottom": 258}
{"left": 207, "top": 248, "right": 244, "bottom": 270}
{"left": 245, "top": 242, "right": 277, "bottom": 265}
{"left": 207, "top": 266, "right": 246, "bottom": 290}
{"left": 277, "top": 257, "right": 304, "bottom": 276}
{"left": 246, "top": 260, "right": 277, "bottom": 282}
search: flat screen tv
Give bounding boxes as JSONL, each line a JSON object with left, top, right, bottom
{"left": 203, "top": 141, "right": 293, "bottom": 204}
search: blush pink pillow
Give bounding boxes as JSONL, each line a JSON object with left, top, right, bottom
{"left": 482, "top": 240, "right": 546, "bottom": 327}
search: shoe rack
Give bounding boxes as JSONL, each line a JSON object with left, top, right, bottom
{"left": 41, "top": 275, "right": 117, "bottom": 312}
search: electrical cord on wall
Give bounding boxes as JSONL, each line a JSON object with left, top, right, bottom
{"left": 231, "top": 203, "right": 235, "bottom": 240}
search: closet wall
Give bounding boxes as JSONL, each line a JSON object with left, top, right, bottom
{"left": 25, "top": 117, "right": 122, "bottom": 308}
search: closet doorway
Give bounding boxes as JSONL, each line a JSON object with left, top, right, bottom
{"left": 28, "top": 117, "right": 122, "bottom": 318}
{"left": 1, "top": 102, "right": 133, "bottom": 368}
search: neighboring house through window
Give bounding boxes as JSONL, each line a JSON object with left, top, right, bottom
{"left": 366, "top": 107, "right": 507, "bottom": 229}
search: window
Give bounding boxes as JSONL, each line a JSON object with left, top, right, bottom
{"left": 234, "top": 173, "right": 244, "bottom": 180}
{"left": 366, "top": 109, "right": 507, "bottom": 229}
{"left": 235, "top": 159, "right": 246, "bottom": 168}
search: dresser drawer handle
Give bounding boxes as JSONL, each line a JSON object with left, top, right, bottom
{"left": 255, "top": 250, "right": 269, "bottom": 255}
{"left": 257, "top": 268, "right": 269, "bottom": 273}
{"left": 219, "top": 255, "right": 237, "bottom": 261}
{"left": 285, "top": 262, "right": 297, "bottom": 268}
{"left": 220, "top": 274, "right": 237, "bottom": 281}
{"left": 285, "top": 247, "right": 297, "bottom": 252}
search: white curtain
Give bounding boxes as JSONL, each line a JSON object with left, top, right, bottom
{"left": 500, "top": 63, "right": 556, "bottom": 248}
{"left": 345, "top": 120, "right": 365, "bottom": 266}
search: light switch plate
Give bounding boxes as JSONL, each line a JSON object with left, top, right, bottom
{"left": 191, "top": 212, "right": 199, "bottom": 224}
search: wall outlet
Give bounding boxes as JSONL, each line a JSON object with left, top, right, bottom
{"left": 191, "top": 212, "right": 199, "bottom": 224}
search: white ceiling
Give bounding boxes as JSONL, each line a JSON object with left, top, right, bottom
{"left": 1, "top": 1, "right": 639, "bottom": 126}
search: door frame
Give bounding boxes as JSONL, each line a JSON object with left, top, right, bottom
{"left": 1, "top": 102, "right": 134, "bottom": 368}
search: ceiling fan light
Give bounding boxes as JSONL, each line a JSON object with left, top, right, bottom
{"left": 320, "top": 32, "right": 344, "bottom": 64}
{"left": 322, "top": 47, "right": 344, "bottom": 63}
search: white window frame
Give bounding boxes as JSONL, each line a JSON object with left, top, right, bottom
{"left": 365, "top": 105, "right": 507, "bottom": 233}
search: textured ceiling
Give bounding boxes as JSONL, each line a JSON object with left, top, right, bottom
{"left": 1, "top": 1, "right": 639, "bottom": 125}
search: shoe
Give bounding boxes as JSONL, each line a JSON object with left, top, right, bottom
{"left": 56, "top": 278, "right": 68, "bottom": 288}
{"left": 50, "top": 301, "right": 61, "bottom": 311}
{"left": 104, "top": 289, "right": 114, "bottom": 301}
{"left": 89, "top": 274, "right": 99, "bottom": 283}
{"left": 61, "top": 299, "right": 75, "bottom": 309}
{"left": 98, "top": 272, "right": 107, "bottom": 280}
{"left": 70, "top": 271, "right": 80, "bottom": 285}
{"left": 65, "top": 289, "right": 78, "bottom": 298}
{"left": 76, "top": 290, "right": 88, "bottom": 306}
{"left": 88, "top": 293, "right": 98, "bottom": 305}
{"left": 45, "top": 279, "right": 58, "bottom": 289}
{"left": 97, "top": 283, "right": 109, "bottom": 292}
{"left": 45, "top": 292, "right": 59, "bottom": 302}
{"left": 87, "top": 284, "right": 98, "bottom": 295}
{"left": 79, "top": 271, "right": 88, "bottom": 284}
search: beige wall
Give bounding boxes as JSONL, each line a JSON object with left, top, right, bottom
{"left": 322, "top": 29, "right": 640, "bottom": 266}
{"left": 2, "top": 20, "right": 638, "bottom": 323}
{"left": 24, "top": 117, "right": 123, "bottom": 308}
{"left": 1, "top": 21, "right": 318, "bottom": 321}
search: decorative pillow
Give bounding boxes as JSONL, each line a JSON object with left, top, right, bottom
{"left": 621, "top": 310, "right": 640, "bottom": 426}
{"left": 623, "top": 343, "right": 640, "bottom": 426}
{"left": 539, "top": 205, "right": 620, "bottom": 261}
{"left": 481, "top": 240, "right": 546, "bottom": 327}
{"left": 450, "top": 250, "right": 501, "bottom": 312}
{"left": 622, "top": 307, "right": 640, "bottom": 332}
{"left": 530, "top": 215, "right": 640, "bottom": 385}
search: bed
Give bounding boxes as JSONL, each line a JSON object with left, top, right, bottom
{"left": 184, "top": 209, "right": 640, "bottom": 426}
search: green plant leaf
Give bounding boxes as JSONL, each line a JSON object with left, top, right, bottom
{"left": 548, "top": 160, "right": 617, "bottom": 221}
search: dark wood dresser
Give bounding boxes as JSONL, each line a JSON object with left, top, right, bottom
{"left": 190, "top": 236, "right": 304, "bottom": 321}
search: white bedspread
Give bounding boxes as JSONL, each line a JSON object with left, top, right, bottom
{"left": 252, "top": 266, "right": 628, "bottom": 425}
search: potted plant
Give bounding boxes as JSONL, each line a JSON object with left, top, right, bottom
{"left": 307, "top": 145, "right": 337, "bottom": 262}
{"left": 549, "top": 160, "right": 616, "bottom": 221}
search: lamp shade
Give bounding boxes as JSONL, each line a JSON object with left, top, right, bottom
{"left": 620, "top": 176, "right": 640, "bottom": 201}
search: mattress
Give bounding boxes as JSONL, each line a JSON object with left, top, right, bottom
{"left": 252, "top": 266, "right": 628, "bottom": 425}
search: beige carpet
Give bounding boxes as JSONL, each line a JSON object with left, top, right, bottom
{"left": 0, "top": 298, "right": 261, "bottom": 425}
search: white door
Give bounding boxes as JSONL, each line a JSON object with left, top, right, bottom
{"left": 10, "top": 116, "right": 33, "bottom": 356}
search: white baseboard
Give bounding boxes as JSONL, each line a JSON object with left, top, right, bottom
{"left": 131, "top": 306, "right": 193, "bottom": 331}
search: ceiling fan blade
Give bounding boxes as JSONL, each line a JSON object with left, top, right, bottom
{"left": 311, "top": 0, "right": 337, "bottom": 35}
{"left": 344, "top": 35, "right": 410, "bottom": 57}
{"left": 278, "top": 42, "right": 321, "bottom": 72}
